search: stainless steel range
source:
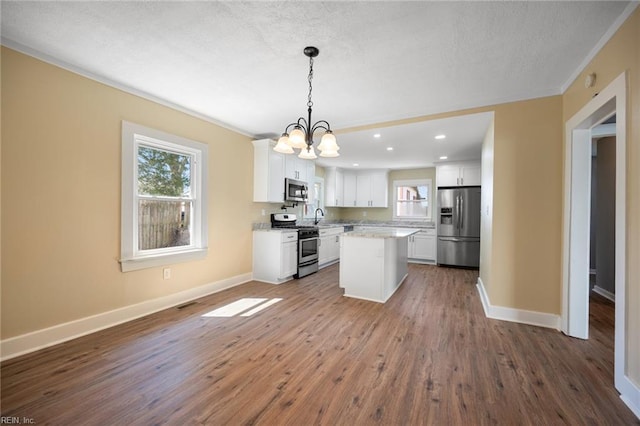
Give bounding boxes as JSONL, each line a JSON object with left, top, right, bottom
{"left": 271, "top": 214, "right": 319, "bottom": 278}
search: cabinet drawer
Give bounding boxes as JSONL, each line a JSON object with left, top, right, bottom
{"left": 281, "top": 231, "right": 298, "bottom": 242}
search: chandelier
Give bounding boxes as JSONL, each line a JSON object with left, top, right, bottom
{"left": 273, "top": 46, "right": 340, "bottom": 159}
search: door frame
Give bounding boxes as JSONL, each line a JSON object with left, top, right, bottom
{"left": 561, "top": 72, "right": 627, "bottom": 393}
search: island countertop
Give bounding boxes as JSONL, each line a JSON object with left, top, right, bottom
{"left": 343, "top": 227, "right": 419, "bottom": 239}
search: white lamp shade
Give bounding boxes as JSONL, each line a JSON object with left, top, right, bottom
{"left": 289, "top": 127, "right": 307, "bottom": 149}
{"left": 298, "top": 145, "right": 317, "bottom": 159}
{"left": 318, "top": 131, "right": 339, "bottom": 152}
{"left": 319, "top": 148, "right": 339, "bottom": 158}
{"left": 273, "top": 135, "right": 294, "bottom": 154}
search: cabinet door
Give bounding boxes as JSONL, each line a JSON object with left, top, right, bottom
{"left": 280, "top": 241, "right": 298, "bottom": 278}
{"left": 460, "top": 165, "right": 481, "bottom": 186}
{"left": 437, "top": 166, "right": 460, "bottom": 187}
{"left": 335, "top": 169, "right": 344, "bottom": 206}
{"left": 355, "top": 173, "right": 372, "bottom": 207}
{"left": 412, "top": 233, "right": 435, "bottom": 260}
{"left": 285, "top": 156, "right": 311, "bottom": 181}
{"left": 343, "top": 171, "right": 357, "bottom": 207}
{"left": 284, "top": 155, "right": 298, "bottom": 180}
{"left": 318, "top": 235, "right": 331, "bottom": 265}
{"left": 268, "top": 150, "right": 285, "bottom": 202}
{"left": 369, "top": 171, "right": 388, "bottom": 207}
{"left": 325, "top": 168, "right": 337, "bottom": 207}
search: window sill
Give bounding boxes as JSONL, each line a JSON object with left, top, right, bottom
{"left": 120, "top": 248, "right": 208, "bottom": 272}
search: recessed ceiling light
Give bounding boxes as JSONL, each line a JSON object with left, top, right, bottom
{"left": 386, "top": 147, "right": 393, "bottom": 151}
{"left": 439, "top": 156, "right": 448, "bottom": 160}
{"left": 353, "top": 163, "right": 359, "bottom": 167}
{"left": 373, "top": 133, "right": 381, "bottom": 138}
{"left": 435, "top": 134, "right": 446, "bottom": 140}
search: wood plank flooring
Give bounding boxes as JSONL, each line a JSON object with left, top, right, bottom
{"left": 2, "top": 264, "right": 637, "bottom": 425}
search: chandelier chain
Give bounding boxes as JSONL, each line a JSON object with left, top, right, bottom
{"left": 307, "top": 57, "right": 314, "bottom": 108}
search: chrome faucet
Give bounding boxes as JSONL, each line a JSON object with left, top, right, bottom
{"left": 314, "top": 208, "right": 325, "bottom": 225}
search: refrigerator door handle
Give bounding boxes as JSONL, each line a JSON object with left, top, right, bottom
{"left": 460, "top": 195, "right": 464, "bottom": 230}
{"left": 456, "top": 195, "right": 461, "bottom": 230}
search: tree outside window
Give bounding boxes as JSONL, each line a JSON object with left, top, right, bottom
{"left": 137, "top": 146, "right": 193, "bottom": 250}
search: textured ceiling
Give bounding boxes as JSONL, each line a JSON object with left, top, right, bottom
{"left": 1, "top": 1, "right": 633, "bottom": 168}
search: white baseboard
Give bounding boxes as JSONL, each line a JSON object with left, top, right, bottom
{"left": 621, "top": 388, "right": 640, "bottom": 420}
{"left": 476, "top": 278, "right": 561, "bottom": 330}
{"left": 0, "top": 272, "right": 252, "bottom": 361}
{"left": 593, "top": 285, "right": 616, "bottom": 302}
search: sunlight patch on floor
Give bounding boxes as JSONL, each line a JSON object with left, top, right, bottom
{"left": 202, "top": 298, "right": 283, "bottom": 318}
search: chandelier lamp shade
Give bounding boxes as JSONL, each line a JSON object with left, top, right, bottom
{"left": 273, "top": 46, "right": 340, "bottom": 159}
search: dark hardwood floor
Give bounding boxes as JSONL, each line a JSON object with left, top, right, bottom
{"left": 2, "top": 264, "right": 637, "bottom": 425}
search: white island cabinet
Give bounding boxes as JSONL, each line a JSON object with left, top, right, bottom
{"left": 339, "top": 228, "right": 419, "bottom": 303}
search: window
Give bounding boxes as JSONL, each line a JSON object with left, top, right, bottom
{"left": 393, "top": 179, "right": 432, "bottom": 220}
{"left": 121, "top": 121, "right": 208, "bottom": 272}
{"left": 303, "top": 177, "right": 324, "bottom": 219}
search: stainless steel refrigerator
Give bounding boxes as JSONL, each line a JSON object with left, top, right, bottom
{"left": 437, "top": 186, "right": 481, "bottom": 268}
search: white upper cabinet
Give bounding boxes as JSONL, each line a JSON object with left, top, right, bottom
{"left": 436, "top": 161, "right": 481, "bottom": 187}
{"left": 285, "top": 155, "right": 314, "bottom": 183}
{"left": 356, "top": 170, "right": 388, "bottom": 207}
{"left": 369, "top": 171, "right": 389, "bottom": 207}
{"left": 324, "top": 168, "right": 388, "bottom": 208}
{"left": 343, "top": 171, "right": 357, "bottom": 207}
{"left": 253, "top": 139, "right": 316, "bottom": 203}
{"left": 325, "top": 167, "right": 343, "bottom": 207}
{"left": 253, "top": 139, "right": 285, "bottom": 203}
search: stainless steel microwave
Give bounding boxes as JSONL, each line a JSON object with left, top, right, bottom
{"left": 285, "top": 178, "right": 308, "bottom": 203}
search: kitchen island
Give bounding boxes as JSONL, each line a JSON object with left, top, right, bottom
{"left": 339, "top": 228, "right": 419, "bottom": 303}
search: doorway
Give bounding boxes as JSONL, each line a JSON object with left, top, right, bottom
{"left": 562, "top": 72, "right": 627, "bottom": 395}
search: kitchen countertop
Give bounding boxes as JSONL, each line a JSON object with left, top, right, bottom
{"left": 252, "top": 221, "right": 435, "bottom": 230}
{"left": 343, "top": 227, "right": 420, "bottom": 239}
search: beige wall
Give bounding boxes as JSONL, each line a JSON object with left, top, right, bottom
{"left": 337, "top": 96, "right": 563, "bottom": 315}
{"left": 561, "top": 7, "right": 639, "bottom": 385}
{"left": 337, "top": 168, "right": 436, "bottom": 222}
{"left": 1, "top": 47, "right": 262, "bottom": 338}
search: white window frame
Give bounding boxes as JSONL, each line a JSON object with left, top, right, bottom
{"left": 120, "top": 121, "right": 208, "bottom": 272}
{"left": 304, "top": 176, "right": 325, "bottom": 219}
{"left": 392, "top": 178, "right": 432, "bottom": 221}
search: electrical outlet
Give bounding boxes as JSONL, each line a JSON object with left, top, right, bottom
{"left": 261, "top": 209, "right": 266, "bottom": 216}
{"left": 163, "top": 268, "right": 171, "bottom": 280}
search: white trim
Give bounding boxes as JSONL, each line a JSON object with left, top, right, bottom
{"left": 0, "top": 272, "right": 252, "bottom": 361}
{"left": 562, "top": 71, "right": 631, "bottom": 407}
{"left": 621, "top": 393, "right": 640, "bottom": 420}
{"left": 121, "top": 121, "right": 209, "bottom": 272}
{"left": 593, "top": 285, "right": 615, "bottom": 303}
{"left": 560, "top": 2, "right": 639, "bottom": 93}
{"left": 0, "top": 38, "right": 254, "bottom": 138}
{"left": 392, "top": 178, "right": 433, "bottom": 221}
{"left": 476, "top": 278, "right": 561, "bottom": 330}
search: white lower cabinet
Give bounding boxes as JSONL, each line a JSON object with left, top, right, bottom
{"left": 253, "top": 230, "right": 298, "bottom": 284}
{"left": 408, "top": 228, "right": 436, "bottom": 263}
{"left": 318, "top": 227, "right": 343, "bottom": 268}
